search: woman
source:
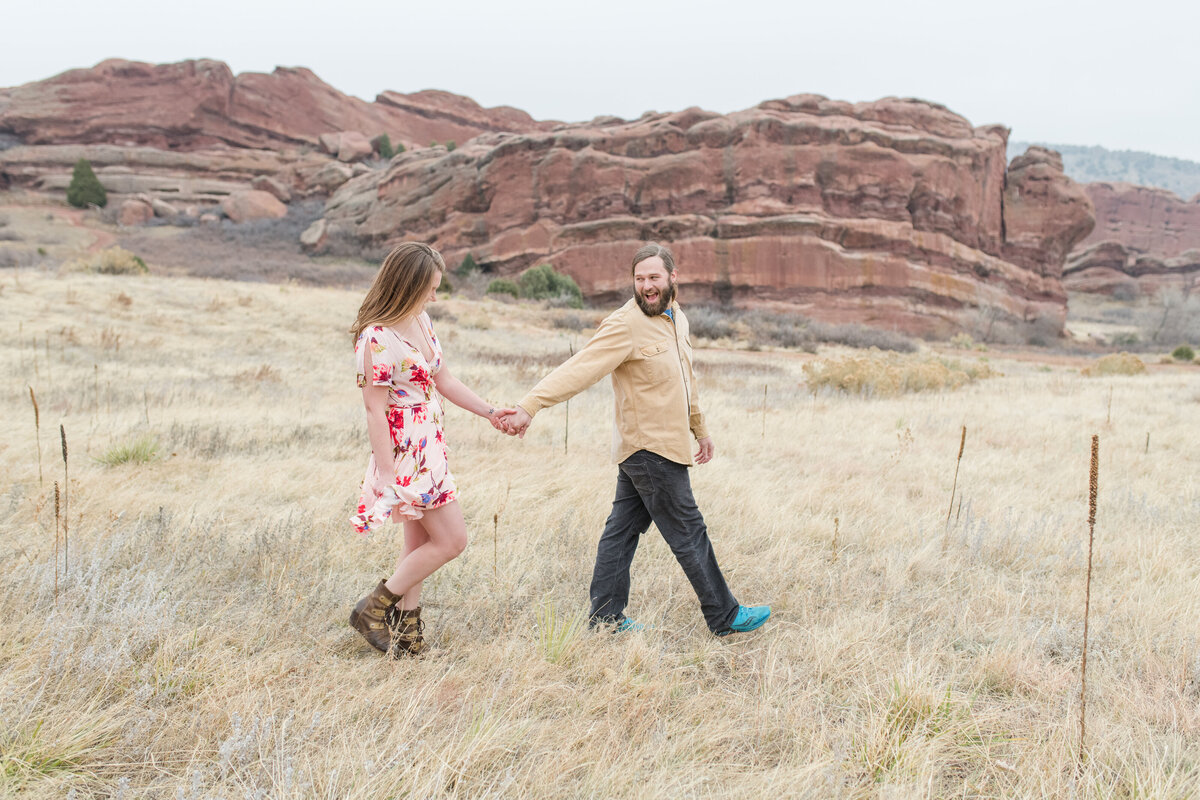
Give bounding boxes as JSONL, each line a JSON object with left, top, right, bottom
{"left": 348, "top": 242, "right": 510, "bottom": 658}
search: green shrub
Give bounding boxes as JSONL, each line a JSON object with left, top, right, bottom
{"left": 395, "top": 142, "right": 406, "bottom": 154}
{"left": 456, "top": 252, "right": 479, "bottom": 276}
{"left": 517, "top": 263, "right": 583, "bottom": 308}
{"left": 486, "top": 278, "right": 520, "bottom": 299}
{"left": 66, "top": 158, "right": 107, "bottom": 208}
{"left": 376, "top": 133, "right": 395, "bottom": 159}
{"left": 95, "top": 434, "right": 159, "bottom": 466}
{"left": 446, "top": 141, "right": 457, "bottom": 152}
{"left": 438, "top": 272, "right": 453, "bottom": 294}
{"left": 1171, "top": 344, "right": 1195, "bottom": 362}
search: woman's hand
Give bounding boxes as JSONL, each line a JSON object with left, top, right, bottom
{"left": 489, "top": 407, "right": 522, "bottom": 434}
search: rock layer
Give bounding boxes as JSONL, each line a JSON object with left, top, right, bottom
{"left": 1077, "top": 182, "right": 1200, "bottom": 258}
{"left": 316, "top": 97, "right": 1094, "bottom": 336}
{"left": 1064, "top": 241, "right": 1200, "bottom": 296}
{"left": 0, "top": 59, "right": 552, "bottom": 151}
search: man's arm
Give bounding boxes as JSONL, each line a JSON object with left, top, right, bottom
{"left": 507, "top": 313, "right": 632, "bottom": 435}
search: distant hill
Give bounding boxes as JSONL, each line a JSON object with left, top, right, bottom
{"left": 1007, "top": 142, "right": 1200, "bottom": 199}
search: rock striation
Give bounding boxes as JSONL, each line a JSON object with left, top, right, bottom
{"left": 0, "top": 59, "right": 552, "bottom": 151}
{"left": 0, "top": 59, "right": 553, "bottom": 223}
{"left": 1063, "top": 240, "right": 1200, "bottom": 297}
{"left": 314, "top": 97, "right": 1095, "bottom": 336}
{"left": 1076, "top": 182, "right": 1200, "bottom": 258}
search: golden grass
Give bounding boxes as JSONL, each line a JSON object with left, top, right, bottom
{"left": 1082, "top": 352, "right": 1147, "bottom": 377}
{"left": 802, "top": 349, "right": 995, "bottom": 396}
{"left": 2, "top": 271, "right": 1199, "bottom": 798}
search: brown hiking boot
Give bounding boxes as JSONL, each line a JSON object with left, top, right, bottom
{"left": 389, "top": 607, "right": 425, "bottom": 658}
{"left": 349, "top": 579, "right": 400, "bottom": 652}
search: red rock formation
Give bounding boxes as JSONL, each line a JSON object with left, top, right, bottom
{"left": 1064, "top": 240, "right": 1200, "bottom": 296}
{"left": 0, "top": 59, "right": 552, "bottom": 151}
{"left": 1077, "top": 182, "right": 1200, "bottom": 257}
{"left": 314, "top": 98, "right": 1094, "bottom": 337}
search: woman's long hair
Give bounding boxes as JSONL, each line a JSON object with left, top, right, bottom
{"left": 350, "top": 242, "right": 445, "bottom": 342}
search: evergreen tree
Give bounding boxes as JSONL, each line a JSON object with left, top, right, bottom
{"left": 66, "top": 159, "right": 107, "bottom": 208}
{"left": 456, "top": 252, "right": 479, "bottom": 276}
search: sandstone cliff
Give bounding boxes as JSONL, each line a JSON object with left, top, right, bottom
{"left": 313, "top": 99, "right": 1094, "bottom": 336}
{"left": 0, "top": 59, "right": 552, "bottom": 151}
{"left": 1077, "top": 182, "right": 1200, "bottom": 258}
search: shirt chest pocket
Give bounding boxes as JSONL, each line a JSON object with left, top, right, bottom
{"left": 638, "top": 340, "right": 675, "bottom": 385}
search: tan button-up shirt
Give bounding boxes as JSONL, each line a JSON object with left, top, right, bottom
{"left": 517, "top": 298, "right": 709, "bottom": 466}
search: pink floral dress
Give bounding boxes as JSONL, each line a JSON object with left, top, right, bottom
{"left": 350, "top": 312, "right": 457, "bottom": 534}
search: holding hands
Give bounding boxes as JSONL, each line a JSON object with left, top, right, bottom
{"left": 488, "top": 406, "right": 532, "bottom": 438}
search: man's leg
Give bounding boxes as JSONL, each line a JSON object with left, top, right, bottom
{"left": 588, "top": 466, "right": 652, "bottom": 626}
{"left": 621, "top": 451, "right": 739, "bottom": 633}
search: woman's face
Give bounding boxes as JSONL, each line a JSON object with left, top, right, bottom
{"left": 420, "top": 270, "right": 443, "bottom": 310}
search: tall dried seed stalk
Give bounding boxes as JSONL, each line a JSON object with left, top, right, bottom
{"left": 53, "top": 481, "right": 60, "bottom": 605}
{"left": 761, "top": 384, "right": 768, "bottom": 439}
{"left": 1080, "top": 434, "right": 1099, "bottom": 763}
{"left": 831, "top": 516, "right": 840, "bottom": 561}
{"left": 493, "top": 480, "right": 511, "bottom": 578}
{"left": 60, "top": 424, "right": 69, "bottom": 577}
{"left": 29, "top": 386, "right": 42, "bottom": 485}
{"left": 943, "top": 425, "right": 967, "bottom": 549}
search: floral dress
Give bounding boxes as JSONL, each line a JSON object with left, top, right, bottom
{"left": 350, "top": 312, "right": 457, "bottom": 534}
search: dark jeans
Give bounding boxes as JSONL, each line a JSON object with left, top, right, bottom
{"left": 589, "top": 450, "right": 739, "bottom": 633}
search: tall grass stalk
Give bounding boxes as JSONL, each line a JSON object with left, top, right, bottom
{"left": 29, "top": 386, "right": 42, "bottom": 485}
{"left": 943, "top": 426, "right": 966, "bottom": 550}
{"left": 762, "top": 384, "right": 768, "bottom": 439}
{"left": 493, "top": 481, "right": 510, "bottom": 578}
{"left": 831, "top": 516, "right": 840, "bottom": 561}
{"left": 1080, "top": 434, "right": 1100, "bottom": 763}
{"left": 53, "top": 481, "right": 60, "bottom": 606}
{"left": 1106, "top": 385, "right": 1113, "bottom": 426}
{"left": 60, "top": 425, "right": 68, "bottom": 577}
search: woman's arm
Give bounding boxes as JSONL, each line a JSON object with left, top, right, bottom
{"left": 363, "top": 384, "right": 396, "bottom": 484}
{"left": 432, "top": 364, "right": 509, "bottom": 431}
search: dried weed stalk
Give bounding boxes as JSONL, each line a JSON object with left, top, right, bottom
{"left": 29, "top": 386, "right": 42, "bottom": 485}
{"left": 1080, "top": 434, "right": 1099, "bottom": 763}
{"left": 53, "top": 481, "right": 60, "bottom": 606}
{"left": 60, "top": 424, "right": 69, "bottom": 577}
{"left": 943, "top": 425, "right": 966, "bottom": 550}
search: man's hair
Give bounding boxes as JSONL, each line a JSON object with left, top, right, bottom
{"left": 630, "top": 242, "right": 676, "bottom": 275}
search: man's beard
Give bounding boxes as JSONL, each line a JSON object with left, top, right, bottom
{"left": 635, "top": 279, "right": 677, "bottom": 316}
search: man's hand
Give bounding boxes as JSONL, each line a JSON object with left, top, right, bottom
{"left": 488, "top": 407, "right": 518, "bottom": 434}
{"left": 695, "top": 436, "right": 715, "bottom": 464}
{"left": 497, "top": 407, "right": 533, "bottom": 438}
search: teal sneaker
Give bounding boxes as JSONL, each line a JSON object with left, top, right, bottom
{"left": 614, "top": 618, "right": 645, "bottom": 633}
{"left": 716, "top": 604, "right": 771, "bottom": 636}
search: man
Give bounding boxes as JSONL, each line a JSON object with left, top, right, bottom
{"left": 501, "top": 243, "right": 771, "bottom": 636}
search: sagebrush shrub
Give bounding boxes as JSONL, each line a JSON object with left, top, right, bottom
{"left": 517, "top": 264, "right": 583, "bottom": 308}
{"left": 63, "top": 247, "right": 148, "bottom": 275}
{"left": 486, "top": 278, "right": 520, "bottom": 299}
{"left": 1082, "top": 352, "right": 1147, "bottom": 377}
{"left": 1171, "top": 344, "right": 1195, "bottom": 362}
{"left": 802, "top": 349, "right": 994, "bottom": 396}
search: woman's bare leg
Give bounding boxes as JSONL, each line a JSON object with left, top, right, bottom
{"left": 383, "top": 501, "right": 467, "bottom": 598}
{"left": 395, "top": 519, "right": 430, "bottom": 611}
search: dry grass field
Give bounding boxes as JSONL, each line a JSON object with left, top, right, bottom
{"left": 2, "top": 266, "right": 1199, "bottom": 799}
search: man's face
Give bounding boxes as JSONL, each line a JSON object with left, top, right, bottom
{"left": 633, "top": 256, "right": 677, "bottom": 316}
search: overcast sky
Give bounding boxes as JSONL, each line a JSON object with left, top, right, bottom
{"left": 5, "top": 0, "right": 1198, "bottom": 161}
